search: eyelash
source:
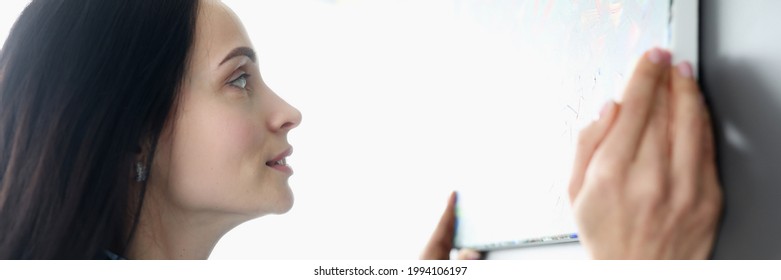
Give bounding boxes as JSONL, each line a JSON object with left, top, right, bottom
{"left": 228, "top": 73, "right": 252, "bottom": 93}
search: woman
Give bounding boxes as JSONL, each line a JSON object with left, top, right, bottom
{"left": 0, "top": 0, "right": 721, "bottom": 259}
{"left": 1, "top": 0, "right": 301, "bottom": 259}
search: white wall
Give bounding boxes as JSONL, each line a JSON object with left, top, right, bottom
{"left": 0, "top": 1, "right": 30, "bottom": 47}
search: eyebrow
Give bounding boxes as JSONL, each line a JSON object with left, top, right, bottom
{"left": 219, "top": 47, "right": 256, "bottom": 66}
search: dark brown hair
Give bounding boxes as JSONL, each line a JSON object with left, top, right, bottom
{"left": 0, "top": 0, "right": 200, "bottom": 259}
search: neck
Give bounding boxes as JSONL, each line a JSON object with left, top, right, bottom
{"left": 124, "top": 188, "right": 244, "bottom": 260}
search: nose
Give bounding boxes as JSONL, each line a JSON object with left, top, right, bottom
{"left": 267, "top": 92, "right": 302, "bottom": 133}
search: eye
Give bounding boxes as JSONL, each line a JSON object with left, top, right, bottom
{"left": 228, "top": 72, "right": 251, "bottom": 90}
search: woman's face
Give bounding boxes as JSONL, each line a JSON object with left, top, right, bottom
{"left": 151, "top": 0, "right": 302, "bottom": 218}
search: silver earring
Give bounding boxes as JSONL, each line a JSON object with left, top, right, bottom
{"left": 135, "top": 161, "right": 147, "bottom": 182}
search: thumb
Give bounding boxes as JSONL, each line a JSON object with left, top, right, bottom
{"left": 420, "top": 191, "right": 457, "bottom": 260}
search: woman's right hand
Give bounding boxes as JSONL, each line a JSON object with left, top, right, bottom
{"left": 569, "top": 48, "right": 723, "bottom": 259}
{"left": 421, "top": 191, "right": 484, "bottom": 260}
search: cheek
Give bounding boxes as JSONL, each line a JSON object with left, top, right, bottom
{"left": 166, "top": 103, "right": 263, "bottom": 212}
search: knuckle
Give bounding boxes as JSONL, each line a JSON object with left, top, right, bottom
{"left": 638, "top": 172, "right": 668, "bottom": 206}
{"left": 587, "top": 170, "right": 619, "bottom": 193}
{"left": 697, "top": 199, "right": 721, "bottom": 221}
{"left": 674, "top": 75, "right": 698, "bottom": 93}
{"left": 636, "top": 57, "right": 664, "bottom": 79}
{"left": 577, "top": 124, "right": 597, "bottom": 147}
{"left": 695, "top": 190, "right": 723, "bottom": 220}
{"left": 621, "top": 92, "right": 646, "bottom": 112}
{"left": 670, "top": 174, "right": 697, "bottom": 206}
{"left": 675, "top": 193, "right": 697, "bottom": 213}
{"left": 645, "top": 189, "right": 667, "bottom": 208}
{"left": 589, "top": 160, "right": 624, "bottom": 186}
{"left": 567, "top": 186, "right": 577, "bottom": 201}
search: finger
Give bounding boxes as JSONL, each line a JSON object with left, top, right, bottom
{"left": 569, "top": 101, "right": 619, "bottom": 203}
{"left": 702, "top": 150, "right": 723, "bottom": 220}
{"left": 698, "top": 113, "right": 723, "bottom": 256}
{"left": 670, "top": 61, "right": 706, "bottom": 207}
{"left": 701, "top": 93, "right": 716, "bottom": 171}
{"left": 632, "top": 64, "right": 672, "bottom": 193}
{"left": 700, "top": 99, "right": 722, "bottom": 210}
{"left": 456, "top": 249, "right": 483, "bottom": 260}
{"left": 597, "top": 48, "right": 672, "bottom": 163}
{"left": 420, "top": 191, "right": 457, "bottom": 260}
{"left": 644, "top": 62, "right": 672, "bottom": 154}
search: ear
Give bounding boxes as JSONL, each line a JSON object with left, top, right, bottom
{"left": 134, "top": 135, "right": 154, "bottom": 161}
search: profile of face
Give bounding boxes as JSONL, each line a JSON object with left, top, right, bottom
{"left": 149, "top": 0, "right": 302, "bottom": 219}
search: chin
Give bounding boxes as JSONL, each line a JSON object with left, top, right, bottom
{"left": 267, "top": 185, "right": 294, "bottom": 215}
{"left": 243, "top": 181, "right": 294, "bottom": 216}
{"left": 273, "top": 198, "right": 294, "bottom": 214}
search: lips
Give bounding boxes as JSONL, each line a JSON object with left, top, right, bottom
{"left": 266, "top": 147, "right": 293, "bottom": 174}
{"left": 268, "top": 158, "right": 287, "bottom": 166}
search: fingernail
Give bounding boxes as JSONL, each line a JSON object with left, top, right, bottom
{"left": 677, "top": 61, "right": 693, "bottom": 78}
{"left": 464, "top": 250, "right": 481, "bottom": 260}
{"left": 599, "top": 100, "right": 615, "bottom": 119}
{"left": 648, "top": 48, "right": 671, "bottom": 65}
